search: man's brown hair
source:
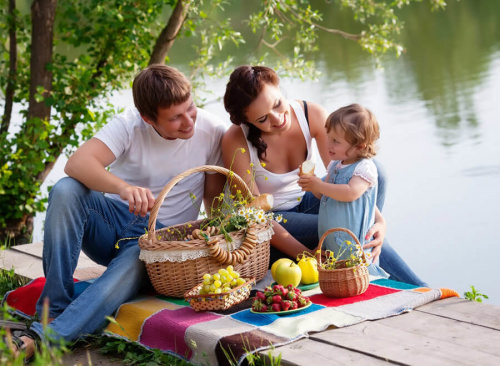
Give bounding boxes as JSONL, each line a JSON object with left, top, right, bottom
{"left": 132, "top": 64, "right": 191, "bottom": 123}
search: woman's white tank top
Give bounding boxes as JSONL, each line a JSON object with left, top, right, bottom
{"left": 240, "top": 99, "right": 313, "bottom": 211}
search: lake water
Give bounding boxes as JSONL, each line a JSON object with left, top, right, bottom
{"left": 31, "top": 0, "right": 500, "bottom": 304}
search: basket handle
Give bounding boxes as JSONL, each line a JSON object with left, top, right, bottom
{"left": 147, "top": 165, "right": 253, "bottom": 240}
{"left": 317, "top": 227, "right": 361, "bottom": 267}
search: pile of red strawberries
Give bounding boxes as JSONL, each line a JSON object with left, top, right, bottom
{"left": 251, "top": 284, "right": 311, "bottom": 313}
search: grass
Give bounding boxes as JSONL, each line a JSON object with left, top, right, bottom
{"left": 464, "top": 285, "right": 489, "bottom": 303}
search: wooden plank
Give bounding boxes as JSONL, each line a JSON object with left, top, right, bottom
{"left": 416, "top": 297, "right": 500, "bottom": 330}
{"left": 259, "top": 338, "right": 390, "bottom": 366}
{"left": 0, "top": 249, "right": 45, "bottom": 279}
{"left": 10, "top": 241, "right": 44, "bottom": 258}
{"left": 375, "top": 310, "right": 500, "bottom": 356}
{"left": 310, "top": 315, "right": 500, "bottom": 365}
{"left": 1, "top": 244, "right": 106, "bottom": 281}
{"left": 11, "top": 242, "right": 103, "bottom": 270}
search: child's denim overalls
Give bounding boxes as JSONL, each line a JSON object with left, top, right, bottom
{"left": 318, "top": 159, "right": 388, "bottom": 278}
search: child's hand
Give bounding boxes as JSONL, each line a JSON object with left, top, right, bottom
{"left": 298, "top": 174, "right": 321, "bottom": 192}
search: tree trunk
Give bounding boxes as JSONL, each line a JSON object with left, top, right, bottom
{"left": 149, "top": 0, "right": 190, "bottom": 65}
{"left": 1, "top": 0, "right": 17, "bottom": 135}
{"left": 28, "top": 0, "right": 57, "bottom": 121}
{"left": 9, "top": 0, "right": 57, "bottom": 243}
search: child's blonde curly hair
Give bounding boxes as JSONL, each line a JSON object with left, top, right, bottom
{"left": 325, "top": 104, "right": 380, "bottom": 159}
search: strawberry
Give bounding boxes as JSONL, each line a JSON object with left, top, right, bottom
{"left": 273, "top": 284, "right": 285, "bottom": 292}
{"left": 252, "top": 299, "right": 264, "bottom": 312}
{"left": 260, "top": 304, "right": 268, "bottom": 313}
{"left": 280, "top": 300, "right": 291, "bottom": 311}
{"left": 255, "top": 291, "right": 266, "bottom": 301}
{"left": 298, "top": 297, "right": 309, "bottom": 308}
{"left": 264, "top": 286, "right": 274, "bottom": 297}
{"left": 266, "top": 295, "right": 274, "bottom": 305}
{"left": 290, "top": 301, "right": 298, "bottom": 310}
{"left": 273, "top": 284, "right": 289, "bottom": 297}
{"left": 272, "top": 295, "right": 282, "bottom": 304}
{"left": 286, "top": 291, "right": 298, "bottom": 301}
{"left": 271, "top": 303, "right": 281, "bottom": 312}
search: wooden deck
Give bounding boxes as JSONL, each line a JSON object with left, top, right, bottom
{"left": 263, "top": 297, "right": 500, "bottom": 365}
{"left": 2, "top": 243, "right": 500, "bottom": 365}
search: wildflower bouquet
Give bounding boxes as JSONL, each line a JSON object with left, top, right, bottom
{"left": 317, "top": 228, "right": 370, "bottom": 298}
{"left": 319, "top": 239, "right": 369, "bottom": 271}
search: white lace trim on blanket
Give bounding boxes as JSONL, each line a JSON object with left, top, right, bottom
{"left": 139, "top": 226, "right": 274, "bottom": 263}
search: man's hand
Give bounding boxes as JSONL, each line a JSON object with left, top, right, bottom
{"left": 118, "top": 185, "right": 155, "bottom": 217}
{"left": 363, "top": 221, "right": 386, "bottom": 262}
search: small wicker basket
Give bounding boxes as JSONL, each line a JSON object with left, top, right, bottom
{"left": 184, "top": 277, "right": 256, "bottom": 312}
{"left": 317, "top": 228, "right": 369, "bottom": 298}
{"left": 138, "top": 165, "right": 271, "bottom": 298}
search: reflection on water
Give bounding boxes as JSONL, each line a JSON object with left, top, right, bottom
{"left": 462, "top": 166, "right": 500, "bottom": 177}
{"left": 30, "top": 0, "right": 500, "bottom": 304}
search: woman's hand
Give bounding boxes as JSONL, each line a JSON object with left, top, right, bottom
{"left": 363, "top": 221, "right": 386, "bottom": 262}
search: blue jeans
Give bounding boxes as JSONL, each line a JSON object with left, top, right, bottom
{"left": 31, "top": 177, "right": 162, "bottom": 342}
{"left": 274, "top": 162, "right": 427, "bottom": 287}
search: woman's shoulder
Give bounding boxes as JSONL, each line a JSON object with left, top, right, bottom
{"left": 223, "top": 124, "right": 244, "bottom": 140}
{"left": 222, "top": 125, "right": 246, "bottom": 149}
{"left": 299, "top": 100, "right": 328, "bottom": 132}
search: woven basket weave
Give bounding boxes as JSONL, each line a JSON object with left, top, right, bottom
{"left": 138, "top": 165, "right": 271, "bottom": 298}
{"left": 317, "top": 227, "right": 369, "bottom": 298}
{"left": 184, "top": 277, "right": 256, "bottom": 312}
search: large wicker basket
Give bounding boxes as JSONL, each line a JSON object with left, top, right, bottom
{"left": 317, "top": 228, "right": 369, "bottom": 298}
{"left": 138, "top": 165, "right": 272, "bottom": 298}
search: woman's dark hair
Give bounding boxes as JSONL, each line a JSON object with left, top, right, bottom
{"left": 223, "top": 65, "right": 279, "bottom": 160}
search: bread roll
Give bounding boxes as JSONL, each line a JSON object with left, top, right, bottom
{"left": 299, "top": 160, "right": 315, "bottom": 176}
{"left": 246, "top": 193, "right": 274, "bottom": 212}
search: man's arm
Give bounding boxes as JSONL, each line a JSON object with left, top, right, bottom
{"left": 65, "top": 138, "right": 155, "bottom": 216}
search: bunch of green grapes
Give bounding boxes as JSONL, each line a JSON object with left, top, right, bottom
{"left": 199, "top": 265, "right": 246, "bottom": 295}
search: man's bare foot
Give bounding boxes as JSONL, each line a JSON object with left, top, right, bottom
{"left": 9, "top": 335, "right": 35, "bottom": 359}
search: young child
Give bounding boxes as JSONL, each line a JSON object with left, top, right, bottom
{"left": 298, "top": 104, "right": 388, "bottom": 278}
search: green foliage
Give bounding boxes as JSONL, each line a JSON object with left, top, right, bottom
{"left": 92, "top": 335, "right": 192, "bottom": 365}
{"left": 464, "top": 285, "right": 489, "bottom": 303}
{"left": 0, "top": 0, "right": 166, "bottom": 240}
{"left": 0, "top": 267, "right": 28, "bottom": 298}
{"left": 0, "top": 302, "right": 69, "bottom": 365}
{"left": 0, "top": 0, "right": 447, "bottom": 240}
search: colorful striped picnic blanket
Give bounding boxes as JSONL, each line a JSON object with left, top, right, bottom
{"left": 104, "top": 279, "right": 459, "bottom": 365}
{"left": 2, "top": 277, "right": 459, "bottom": 365}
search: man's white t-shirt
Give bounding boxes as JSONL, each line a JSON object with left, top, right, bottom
{"left": 95, "top": 107, "right": 227, "bottom": 226}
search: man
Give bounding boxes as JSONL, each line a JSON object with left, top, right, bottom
{"left": 12, "top": 64, "right": 227, "bottom": 360}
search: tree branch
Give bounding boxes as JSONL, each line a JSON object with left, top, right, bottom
{"left": 282, "top": 1, "right": 362, "bottom": 41}
{"left": 149, "top": 0, "right": 190, "bottom": 65}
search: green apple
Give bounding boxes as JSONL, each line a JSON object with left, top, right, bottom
{"left": 275, "top": 261, "right": 302, "bottom": 287}
{"left": 271, "top": 258, "right": 293, "bottom": 281}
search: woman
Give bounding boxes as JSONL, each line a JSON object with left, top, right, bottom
{"left": 222, "top": 65, "right": 426, "bottom": 286}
